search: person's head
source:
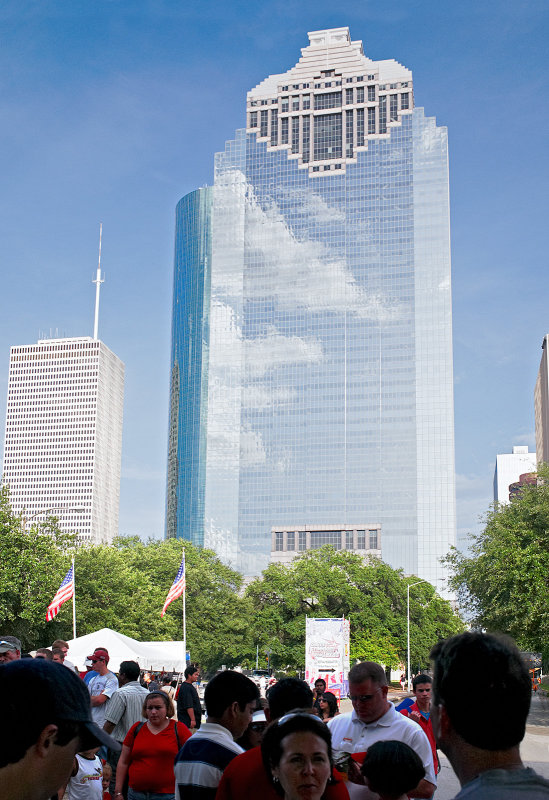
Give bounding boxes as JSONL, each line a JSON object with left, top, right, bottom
{"left": 205, "top": 670, "right": 260, "bottom": 738}
{"left": 411, "top": 674, "right": 432, "bottom": 708}
{"left": 102, "top": 762, "right": 112, "bottom": 792}
{"left": 35, "top": 648, "right": 53, "bottom": 661}
{"left": 119, "top": 660, "right": 140, "bottom": 685}
{"left": 51, "top": 647, "right": 65, "bottom": 664}
{"left": 143, "top": 690, "right": 174, "bottom": 722}
{"left": 236, "top": 707, "right": 268, "bottom": 750}
{"left": 430, "top": 632, "right": 531, "bottom": 752}
{"left": 313, "top": 679, "right": 326, "bottom": 695}
{"left": 0, "top": 635, "right": 22, "bottom": 663}
{"left": 267, "top": 678, "right": 314, "bottom": 721}
{"left": 52, "top": 640, "right": 69, "bottom": 658}
{"left": 262, "top": 712, "right": 333, "bottom": 800}
{"left": 0, "top": 659, "right": 120, "bottom": 786}
{"left": 162, "top": 676, "right": 172, "bottom": 686}
{"left": 88, "top": 648, "right": 109, "bottom": 675}
{"left": 348, "top": 661, "right": 389, "bottom": 724}
{"left": 319, "top": 691, "right": 338, "bottom": 718}
{"left": 361, "top": 740, "right": 425, "bottom": 799}
{"left": 185, "top": 664, "right": 200, "bottom": 681}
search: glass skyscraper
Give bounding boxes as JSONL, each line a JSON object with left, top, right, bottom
{"left": 166, "top": 27, "right": 456, "bottom": 591}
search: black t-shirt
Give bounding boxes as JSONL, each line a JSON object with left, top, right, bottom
{"left": 177, "top": 681, "right": 202, "bottom": 728}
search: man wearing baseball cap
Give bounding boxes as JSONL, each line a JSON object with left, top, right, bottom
{"left": 0, "top": 635, "right": 21, "bottom": 663}
{"left": 87, "top": 648, "right": 118, "bottom": 730}
{"left": 0, "top": 658, "right": 120, "bottom": 800}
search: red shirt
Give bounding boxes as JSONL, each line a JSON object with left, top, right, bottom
{"left": 215, "top": 745, "right": 350, "bottom": 800}
{"left": 400, "top": 702, "right": 439, "bottom": 774}
{"left": 123, "top": 720, "right": 191, "bottom": 793}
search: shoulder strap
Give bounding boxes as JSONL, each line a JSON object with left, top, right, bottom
{"left": 132, "top": 721, "right": 146, "bottom": 742}
{"left": 174, "top": 720, "right": 181, "bottom": 750}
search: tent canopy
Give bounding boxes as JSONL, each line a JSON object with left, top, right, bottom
{"left": 67, "top": 627, "right": 186, "bottom": 673}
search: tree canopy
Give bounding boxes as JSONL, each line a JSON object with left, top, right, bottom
{"left": 446, "top": 464, "right": 549, "bottom": 657}
{"left": 244, "top": 547, "right": 463, "bottom": 672}
{"left": 1, "top": 487, "right": 463, "bottom": 672}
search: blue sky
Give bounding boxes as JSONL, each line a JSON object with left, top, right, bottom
{"left": 1, "top": 0, "right": 548, "bottom": 547}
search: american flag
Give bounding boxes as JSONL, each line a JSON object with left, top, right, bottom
{"left": 46, "top": 565, "right": 74, "bottom": 621}
{"left": 161, "top": 554, "right": 186, "bottom": 617}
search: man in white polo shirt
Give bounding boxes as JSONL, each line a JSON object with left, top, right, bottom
{"left": 328, "top": 661, "right": 436, "bottom": 799}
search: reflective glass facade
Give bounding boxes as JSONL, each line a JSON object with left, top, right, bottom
{"left": 167, "top": 28, "right": 456, "bottom": 590}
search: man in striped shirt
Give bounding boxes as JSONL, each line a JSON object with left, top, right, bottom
{"left": 175, "top": 670, "right": 259, "bottom": 800}
{"left": 103, "top": 660, "right": 149, "bottom": 798}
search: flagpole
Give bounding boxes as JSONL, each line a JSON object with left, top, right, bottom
{"left": 182, "top": 551, "right": 187, "bottom": 669}
{"left": 71, "top": 557, "right": 76, "bottom": 639}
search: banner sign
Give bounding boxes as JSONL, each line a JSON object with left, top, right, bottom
{"left": 305, "top": 617, "right": 350, "bottom": 698}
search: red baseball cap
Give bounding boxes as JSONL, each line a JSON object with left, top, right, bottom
{"left": 90, "top": 647, "right": 109, "bottom": 663}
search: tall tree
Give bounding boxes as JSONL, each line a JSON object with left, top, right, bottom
{"left": 0, "top": 485, "right": 75, "bottom": 649}
{"left": 245, "top": 547, "right": 463, "bottom": 671}
{"left": 446, "top": 465, "right": 549, "bottom": 656}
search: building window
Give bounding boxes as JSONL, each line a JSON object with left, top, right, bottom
{"left": 260, "top": 110, "right": 268, "bottom": 137}
{"left": 291, "top": 117, "right": 299, "bottom": 154}
{"left": 292, "top": 96, "right": 300, "bottom": 111}
{"left": 314, "top": 91, "right": 342, "bottom": 110}
{"left": 302, "top": 115, "right": 310, "bottom": 162}
{"left": 356, "top": 86, "right": 364, "bottom": 103}
{"left": 369, "top": 529, "right": 378, "bottom": 549}
{"left": 367, "top": 85, "right": 376, "bottom": 102}
{"left": 287, "top": 531, "right": 295, "bottom": 550}
{"left": 249, "top": 111, "right": 258, "bottom": 128}
{"left": 345, "top": 530, "right": 354, "bottom": 549}
{"left": 275, "top": 532, "right": 284, "bottom": 551}
{"left": 281, "top": 117, "right": 289, "bottom": 144}
{"left": 298, "top": 531, "right": 307, "bottom": 550}
{"left": 356, "top": 108, "right": 364, "bottom": 147}
{"left": 357, "top": 530, "right": 366, "bottom": 549}
{"left": 313, "top": 113, "right": 342, "bottom": 160}
{"left": 390, "top": 94, "right": 398, "bottom": 122}
{"left": 270, "top": 109, "right": 278, "bottom": 145}
{"left": 379, "top": 95, "right": 387, "bottom": 133}
{"left": 302, "top": 94, "right": 311, "bottom": 110}
{"left": 345, "top": 88, "right": 353, "bottom": 105}
{"left": 346, "top": 110, "right": 353, "bottom": 156}
{"left": 281, "top": 96, "right": 289, "bottom": 113}
{"left": 401, "top": 92, "right": 409, "bottom": 109}
{"left": 310, "top": 531, "right": 342, "bottom": 549}
{"left": 368, "top": 106, "right": 376, "bottom": 135}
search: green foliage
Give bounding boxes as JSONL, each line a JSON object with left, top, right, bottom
{"left": 245, "top": 547, "right": 463, "bottom": 671}
{"left": 446, "top": 464, "right": 549, "bottom": 657}
{"left": 0, "top": 485, "right": 76, "bottom": 649}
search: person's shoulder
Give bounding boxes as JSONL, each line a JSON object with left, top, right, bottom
{"left": 328, "top": 711, "right": 352, "bottom": 729}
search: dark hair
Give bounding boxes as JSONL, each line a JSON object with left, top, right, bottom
{"left": 35, "top": 648, "right": 53, "bottom": 661}
{"left": 51, "top": 647, "right": 65, "bottom": 659}
{"left": 261, "top": 712, "right": 333, "bottom": 796}
{"left": 430, "top": 632, "right": 531, "bottom": 750}
{"left": 205, "top": 670, "right": 259, "bottom": 718}
{"left": 361, "top": 741, "right": 425, "bottom": 798}
{"left": 185, "top": 665, "right": 199, "bottom": 679}
{"left": 314, "top": 678, "right": 326, "bottom": 688}
{"left": 412, "top": 674, "right": 432, "bottom": 691}
{"left": 143, "top": 690, "right": 175, "bottom": 719}
{"left": 320, "top": 691, "right": 338, "bottom": 718}
{"left": 1, "top": 718, "right": 81, "bottom": 768}
{"left": 52, "top": 639, "right": 69, "bottom": 650}
{"left": 267, "top": 678, "right": 314, "bottom": 720}
{"left": 348, "top": 661, "right": 387, "bottom": 687}
{"left": 119, "top": 661, "right": 141, "bottom": 682}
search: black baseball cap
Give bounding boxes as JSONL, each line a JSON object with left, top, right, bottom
{"left": 1, "top": 658, "right": 121, "bottom": 751}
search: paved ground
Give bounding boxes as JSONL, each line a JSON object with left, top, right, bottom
{"left": 339, "top": 690, "right": 549, "bottom": 799}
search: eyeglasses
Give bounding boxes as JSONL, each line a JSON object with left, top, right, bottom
{"left": 349, "top": 689, "right": 382, "bottom": 703}
{"left": 250, "top": 722, "right": 267, "bottom": 732}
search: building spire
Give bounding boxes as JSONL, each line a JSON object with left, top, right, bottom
{"left": 93, "top": 223, "right": 104, "bottom": 340}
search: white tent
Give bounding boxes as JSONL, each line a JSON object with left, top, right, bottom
{"left": 67, "top": 628, "right": 186, "bottom": 673}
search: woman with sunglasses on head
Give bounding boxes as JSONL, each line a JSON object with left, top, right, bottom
{"left": 318, "top": 692, "right": 339, "bottom": 722}
{"left": 262, "top": 712, "right": 333, "bottom": 800}
{"left": 114, "top": 691, "right": 191, "bottom": 800}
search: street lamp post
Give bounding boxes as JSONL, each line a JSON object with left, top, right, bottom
{"left": 407, "top": 580, "right": 428, "bottom": 692}
{"left": 21, "top": 507, "right": 85, "bottom": 530}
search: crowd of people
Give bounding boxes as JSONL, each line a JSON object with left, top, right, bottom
{"left": 1, "top": 631, "right": 549, "bottom": 800}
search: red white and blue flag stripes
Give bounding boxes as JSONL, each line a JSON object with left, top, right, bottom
{"left": 161, "top": 554, "right": 186, "bottom": 617}
{"left": 46, "top": 564, "right": 75, "bottom": 621}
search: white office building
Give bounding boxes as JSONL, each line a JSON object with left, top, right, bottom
{"left": 2, "top": 336, "right": 124, "bottom": 542}
{"left": 493, "top": 445, "right": 537, "bottom": 505}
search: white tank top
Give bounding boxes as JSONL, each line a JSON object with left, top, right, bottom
{"left": 67, "top": 753, "right": 103, "bottom": 800}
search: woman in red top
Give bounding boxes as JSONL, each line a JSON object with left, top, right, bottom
{"left": 114, "top": 691, "right": 190, "bottom": 800}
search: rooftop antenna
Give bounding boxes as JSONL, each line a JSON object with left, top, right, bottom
{"left": 92, "top": 223, "right": 105, "bottom": 340}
